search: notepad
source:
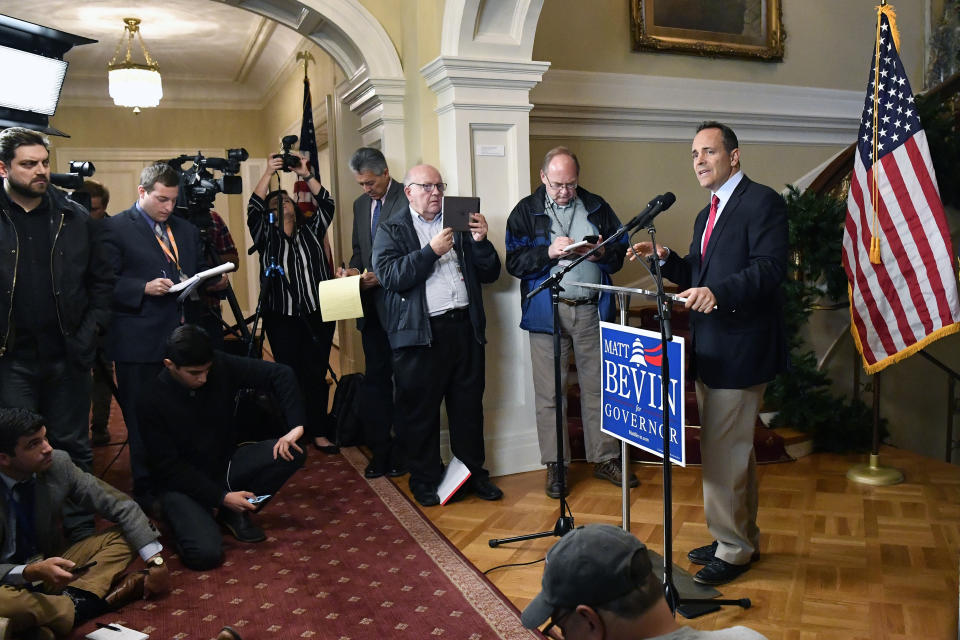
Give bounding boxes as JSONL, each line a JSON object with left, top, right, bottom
{"left": 85, "top": 623, "right": 149, "bottom": 640}
{"left": 437, "top": 456, "right": 472, "bottom": 505}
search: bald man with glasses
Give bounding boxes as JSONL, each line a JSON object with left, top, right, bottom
{"left": 505, "top": 147, "right": 637, "bottom": 499}
{"left": 372, "top": 164, "right": 502, "bottom": 507}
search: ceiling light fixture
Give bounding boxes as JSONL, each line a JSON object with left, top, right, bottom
{"left": 107, "top": 17, "right": 161, "bottom": 113}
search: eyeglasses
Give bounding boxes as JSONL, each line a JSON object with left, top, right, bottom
{"left": 409, "top": 182, "right": 447, "bottom": 193}
{"left": 545, "top": 178, "right": 578, "bottom": 192}
{"left": 540, "top": 608, "right": 573, "bottom": 639}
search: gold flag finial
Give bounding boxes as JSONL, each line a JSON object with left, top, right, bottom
{"left": 296, "top": 51, "right": 315, "bottom": 80}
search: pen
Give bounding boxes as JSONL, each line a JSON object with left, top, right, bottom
{"left": 95, "top": 622, "right": 122, "bottom": 632}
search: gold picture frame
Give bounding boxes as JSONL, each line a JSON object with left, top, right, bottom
{"left": 631, "top": 0, "right": 784, "bottom": 61}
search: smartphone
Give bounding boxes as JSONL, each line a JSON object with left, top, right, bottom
{"left": 582, "top": 235, "right": 599, "bottom": 244}
{"left": 247, "top": 494, "right": 272, "bottom": 504}
{"left": 69, "top": 560, "right": 97, "bottom": 575}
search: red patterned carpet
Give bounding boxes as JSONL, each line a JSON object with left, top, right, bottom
{"left": 75, "top": 439, "right": 536, "bottom": 640}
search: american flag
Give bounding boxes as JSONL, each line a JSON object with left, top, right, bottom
{"left": 842, "top": 5, "right": 960, "bottom": 374}
{"left": 293, "top": 74, "right": 335, "bottom": 270}
{"left": 294, "top": 76, "right": 319, "bottom": 219}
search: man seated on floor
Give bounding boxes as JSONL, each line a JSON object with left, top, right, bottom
{"left": 521, "top": 523, "right": 768, "bottom": 639}
{"left": 0, "top": 408, "right": 169, "bottom": 638}
{"left": 138, "top": 325, "right": 307, "bottom": 570}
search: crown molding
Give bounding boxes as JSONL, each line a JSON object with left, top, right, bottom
{"left": 530, "top": 70, "right": 863, "bottom": 146}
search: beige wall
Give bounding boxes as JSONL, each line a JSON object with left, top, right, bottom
{"left": 533, "top": 0, "right": 927, "bottom": 88}
{"left": 359, "top": 0, "right": 443, "bottom": 169}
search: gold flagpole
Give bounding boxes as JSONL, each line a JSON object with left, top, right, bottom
{"left": 847, "top": 1, "right": 904, "bottom": 486}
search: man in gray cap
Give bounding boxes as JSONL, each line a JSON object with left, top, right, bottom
{"left": 521, "top": 524, "right": 767, "bottom": 639}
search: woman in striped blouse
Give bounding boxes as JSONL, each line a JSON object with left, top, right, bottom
{"left": 247, "top": 154, "right": 338, "bottom": 453}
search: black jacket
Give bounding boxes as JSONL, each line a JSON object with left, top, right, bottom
{"left": 0, "top": 185, "right": 114, "bottom": 367}
{"left": 138, "top": 352, "right": 307, "bottom": 509}
{"left": 372, "top": 206, "right": 501, "bottom": 349}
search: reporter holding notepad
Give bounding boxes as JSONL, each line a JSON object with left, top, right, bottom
{"left": 102, "top": 162, "right": 208, "bottom": 511}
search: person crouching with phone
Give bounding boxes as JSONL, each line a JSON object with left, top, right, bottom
{"left": 137, "top": 325, "right": 307, "bottom": 570}
{"left": 0, "top": 407, "right": 169, "bottom": 637}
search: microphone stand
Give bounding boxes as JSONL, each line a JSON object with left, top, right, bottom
{"left": 489, "top": 229, "right": 630, "bottom": 548}
{"left": 638, "top": 224, "right": 751, "bottom": 618}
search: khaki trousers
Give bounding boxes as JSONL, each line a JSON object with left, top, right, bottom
{"left": 529, "top": 303, "right": 620, "bottom": 465}
{"left": 696, "top": 380, "right": 765, "bottom": 565}
{"left": 0, "top": 527, "right": 135, "bottom": 636}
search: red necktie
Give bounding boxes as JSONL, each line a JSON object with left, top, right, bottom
{"left": 701, "top": 194, "right": 720, "bottom": 258}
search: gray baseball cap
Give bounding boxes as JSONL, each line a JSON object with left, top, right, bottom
{"left": 520, "top": 524, "right": 653, "bottom": 629}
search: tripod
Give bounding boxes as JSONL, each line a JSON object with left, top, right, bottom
{"left": 489, "top": 231, "right": 633, "bottom": 548}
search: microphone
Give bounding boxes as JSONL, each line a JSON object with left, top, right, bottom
{"left": 625, "top": 192, "right": 676, "bottom": 231}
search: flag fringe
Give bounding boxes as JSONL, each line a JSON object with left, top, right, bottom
{"left": 849, "top": 285, "right": 960, "bottom": 374}
{"left": 877, "top": 4, "right": 900, "bottom": 52}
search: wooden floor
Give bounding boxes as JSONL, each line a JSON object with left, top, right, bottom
{"left": 390, "top": 447, "right": 960, "bottom": 640}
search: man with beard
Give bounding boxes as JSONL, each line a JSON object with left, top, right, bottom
{"left": 0, "top": 128, "right": 114, "bottom": 539}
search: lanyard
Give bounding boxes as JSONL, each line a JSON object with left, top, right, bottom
{"left": 154, "top": 224, "right": 185, "bottom": 278}
{"left": 547, "top": 200, "right": 576, "bottom": 238}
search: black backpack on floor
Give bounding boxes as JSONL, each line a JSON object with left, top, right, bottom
{"left": 329, "top": 370, "right": 365, "bottom": 447}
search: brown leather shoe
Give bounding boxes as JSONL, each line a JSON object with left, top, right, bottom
{"left": 217, "top": 626, "right": 242, "bottom": 640}
{"left": 104, "top": 572, "right": 146, "bottom": 608}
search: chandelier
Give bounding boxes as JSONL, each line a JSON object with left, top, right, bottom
{"left": 107, "top": 18, "right": 162, "bottom": 113}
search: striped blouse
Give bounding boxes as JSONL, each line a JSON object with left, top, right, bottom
{"left": 247, "top": 187, "right": 334, "bottom": 316}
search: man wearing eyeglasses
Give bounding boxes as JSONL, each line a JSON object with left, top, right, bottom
{"left": 505, "top": 147, "right": 637, "bottom": 499}
{"left": 372, "top": 164, "right": 502, "bottom": 507}
{"left": 520, "top": 523, "right": 768, "bottom": 639}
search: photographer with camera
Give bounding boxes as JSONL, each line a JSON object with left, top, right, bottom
{"left": 248, "top": 151, "right": 337, "bottom": 453}
{"left": 0, "top": 127, "right": 114, "bottom": 539}
{"left": 102, "top": 162, "right": 207, "bottom": 512}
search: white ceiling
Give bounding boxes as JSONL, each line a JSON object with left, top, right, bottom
{"left": 4, "top": 0, "right": 316, "bottom": 109}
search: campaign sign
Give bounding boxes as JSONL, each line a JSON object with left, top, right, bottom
{"left": 599, "top": 321, "right": 686, "bottom": 466}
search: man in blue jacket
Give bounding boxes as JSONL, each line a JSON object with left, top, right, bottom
{"left": 372, "top": 164, "right": 502, "bottom": 507}
{"left": 505, "top": 147, "right": 637, "bottom": 499}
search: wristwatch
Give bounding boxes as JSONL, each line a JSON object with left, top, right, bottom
{"left": 146, "top": 556, "right": 164, "bottom": 568}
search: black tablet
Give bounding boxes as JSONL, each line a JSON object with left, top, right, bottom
{"left": 442, "top": 196, "right": 480, "bottom": 232}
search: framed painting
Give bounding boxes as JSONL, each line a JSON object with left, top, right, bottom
{"left": 631, "top": 0, "right": 784, "bottom": 61}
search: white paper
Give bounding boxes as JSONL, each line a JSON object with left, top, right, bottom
{"left": 562, "top": 240, "right": 590, "bottom": 252}
{"left": 171, "top": 261, "right": 235, "bottom": 301}
{"left": 437, "top": 456, "right": 471, "bottom": 505}
{"left": 85, "top": 623, "right": 149, "bottom": 640}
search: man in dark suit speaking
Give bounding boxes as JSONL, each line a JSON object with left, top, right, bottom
{"left": 102, "top": 163, "right": 206, "bottom": 509}
{"left": 631, "top": 121, "right": 788, "bottom": 586}
{"left": 337, "top": 148, "right": 408, "bottom": 479}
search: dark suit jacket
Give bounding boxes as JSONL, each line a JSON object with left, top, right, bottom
{"left": 349, "top": 179, "right": 407, "bottom": 329}
{"left": 0, "top": 450, "right": 159, "bottom": 581}
{"left": 102, "top": 206, "right": 205, "bottom": 363}
{"left": 661, "top": 175, "right": 789, "bottom": 389}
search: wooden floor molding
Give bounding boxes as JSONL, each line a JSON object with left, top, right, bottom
{"left": 393, "top": 446, "right": 960, "bottom": 640}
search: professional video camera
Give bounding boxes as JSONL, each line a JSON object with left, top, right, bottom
{"left": 167, "top": 148, "right": 249, "bottom": 230}
{"left": 274, "top": 135, "right": 300, "bottom": 172}
{"left": 51, "top": 160, "right": 95, "bottom": 190}
{"left": 52, "top": 161, "right": 96, "bottom": 211}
